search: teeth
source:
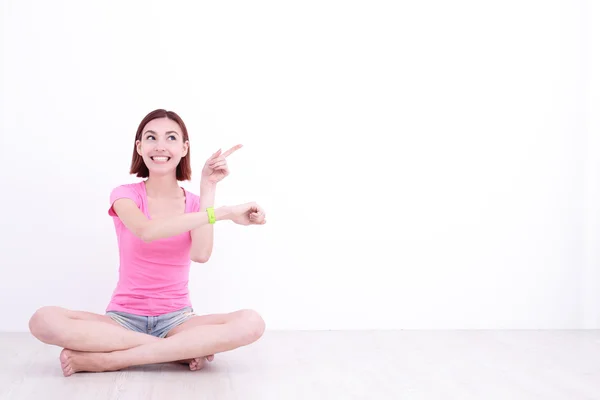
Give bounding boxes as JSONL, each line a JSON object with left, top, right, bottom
{"left": 152, "top": 157, "right": 169, "bottom": 162}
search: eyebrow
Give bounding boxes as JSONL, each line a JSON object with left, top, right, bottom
{"left": 143, "top": 130, "right": 180, "bottom": 136}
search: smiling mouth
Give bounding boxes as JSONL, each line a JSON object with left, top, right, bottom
{"left": 151, "top": 156, "right": 171, "bottom": 162}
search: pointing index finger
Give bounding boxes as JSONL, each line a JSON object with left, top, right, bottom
{"left": 222, "top": 144, "right": 243, "bottom": 158}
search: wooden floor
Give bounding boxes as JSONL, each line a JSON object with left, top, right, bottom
{"left": 1, "top": 330, "right": 599, "bottom": 399}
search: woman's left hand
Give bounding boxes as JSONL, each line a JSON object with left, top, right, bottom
{"left": 201, "top": 144, "right": 243, "bottom": 184}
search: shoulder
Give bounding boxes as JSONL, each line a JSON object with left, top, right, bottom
{"left": 110, "top": 181, "right": 144, "bottom": 202}
{"left": 109, "top": 181, "right": 144, "bottom": 216}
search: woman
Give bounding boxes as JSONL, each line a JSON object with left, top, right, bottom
{"left": 28, "top": 109, "right": 267, "bottom": 377}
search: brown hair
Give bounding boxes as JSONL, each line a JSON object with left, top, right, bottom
{"left": 130, "top": 109, "right": 192, "bottom": 181}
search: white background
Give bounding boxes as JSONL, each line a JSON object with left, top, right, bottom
{"left": 1, "top": 0, "right": 599, "bottom": 330}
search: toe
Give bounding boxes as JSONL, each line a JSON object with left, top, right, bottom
{"left": 59, "top": 349, "right": 70, "bottom": 363}
{"left": 60, "top": 349, "right": 73, "bottom": 376}
{"left": 191, "top": 357, "right": 206, "bottom": 371}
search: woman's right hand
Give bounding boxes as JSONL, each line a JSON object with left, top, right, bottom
{"left": 219, "top": 203, "right": 267, "bottom": 226}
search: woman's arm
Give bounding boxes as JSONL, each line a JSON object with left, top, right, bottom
{"left": 190, "top": 145, "right": 243, "bottom": 262}
{"left": 189, "top": 182, "right": 217, "bottom": 263}
{"left": 112, "top": 197, "right": 229, "bottom": 243}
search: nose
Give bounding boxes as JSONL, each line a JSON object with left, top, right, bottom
{"left": 154, "top": 141, "right": 167, "bottom": 151}
{"left": 150, "top": 136, "right": 169, "bottom": 152}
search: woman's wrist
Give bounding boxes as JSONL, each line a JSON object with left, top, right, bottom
{"left": 200, "top": 178, "right": 217, "bottom": 190}
{"left": 213, "top": 206, "right": 231, "bottom": 221}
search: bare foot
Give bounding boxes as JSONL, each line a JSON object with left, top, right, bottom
{"left": 178, "top": 354, "right": 214, "bottom": 371}
{"left": 60, "top": 349, "right": 115, "bottom": 377}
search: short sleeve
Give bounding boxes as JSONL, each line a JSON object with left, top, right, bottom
{"left": 108, "top": 184, "right": 142, "bottom": 217}
{"left": 186, "top": 191, "right": 201, "bottom": 213}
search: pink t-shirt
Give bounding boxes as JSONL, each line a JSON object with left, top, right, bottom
{"left": 106, "top": 181, "right": 201, "bottom": 316}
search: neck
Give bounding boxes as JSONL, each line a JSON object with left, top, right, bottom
{"left": 144, "top": 174, "right": 181, "bottom": 198}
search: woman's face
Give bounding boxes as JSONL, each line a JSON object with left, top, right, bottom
{"left": 136, "top": 117, "right": 189, "bottom": 176}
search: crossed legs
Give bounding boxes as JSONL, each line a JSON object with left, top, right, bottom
{"left": 28, "top": 306, "right": 265, "bottom": 376}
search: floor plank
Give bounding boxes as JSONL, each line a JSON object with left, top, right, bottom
{"left": 0, "top": 331, "right": 599, "bottom": 400}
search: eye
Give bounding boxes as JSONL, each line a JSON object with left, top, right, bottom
{"left": 168, "top": 135, "right": 177, "bottom": 140}
{"left": 146, "top": 135, "right": 155, "bottom": 140}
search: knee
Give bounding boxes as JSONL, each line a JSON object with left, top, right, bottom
{"left": 28, "top": 306, "right": 64, "bottom": 344}
{"left": 237, "top": 309, "right": 265, "bottom": 344}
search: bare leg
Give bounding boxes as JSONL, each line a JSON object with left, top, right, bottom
{"left": 29, "top": 306, "right": 159, "bottom": 352}
{"left": 59, "top": 309, "right": 265, "bottom": 376}
{"left": 166, "top": 309, "right": 253, "bottom": 370}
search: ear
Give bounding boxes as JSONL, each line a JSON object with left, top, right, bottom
{"left": 136, "top": 140, "right": 142, "bottom": 156}
{"left": 182, "top": 140, "right": 189, "bottom": 157}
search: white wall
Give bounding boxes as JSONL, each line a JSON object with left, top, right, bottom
{"left": 1, "top": 0, "right": 596, "bottom": 330}
{"left": 582, "top": 0, "right": 600, "bottom": 330}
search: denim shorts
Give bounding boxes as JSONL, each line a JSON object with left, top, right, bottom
{"left": 106, "top": 307, "right": 196, "bottom": 338}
